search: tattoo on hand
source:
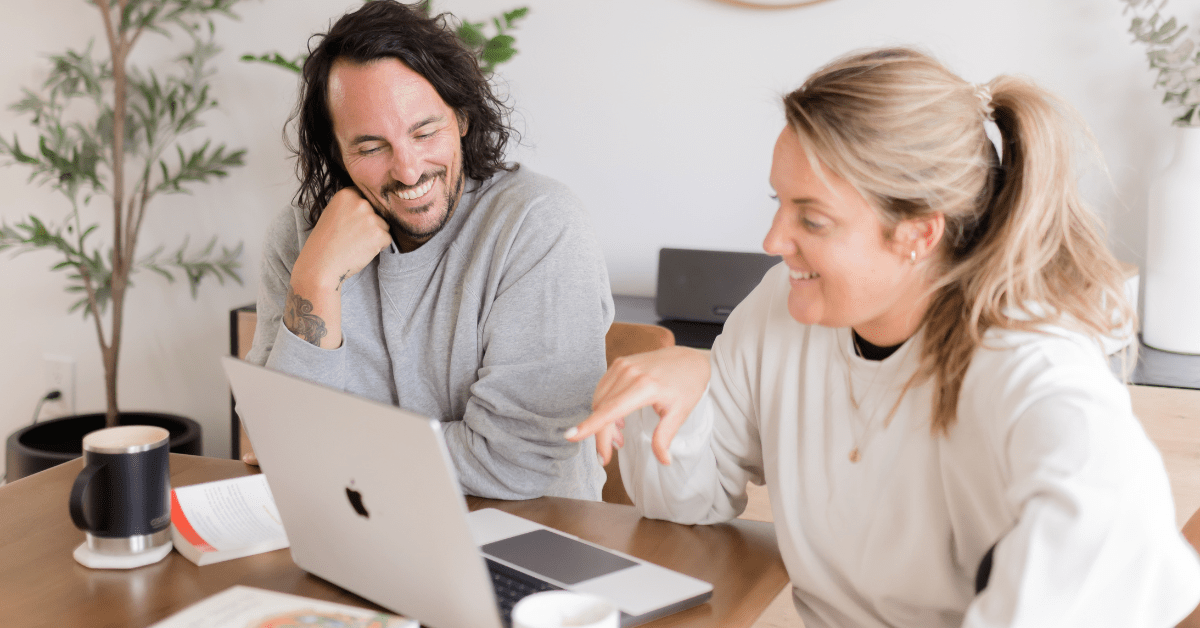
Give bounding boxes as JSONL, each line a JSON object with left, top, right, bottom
{"left": 284, "top": 288, "right": 328, "bottom": 347}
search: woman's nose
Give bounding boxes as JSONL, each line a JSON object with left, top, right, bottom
{"left": 762, "top": 213, "right": 794, "bottom": 256}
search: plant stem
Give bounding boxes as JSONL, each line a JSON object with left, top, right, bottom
{"left": 94, "top": 0, "right": 129, "bottom": 427}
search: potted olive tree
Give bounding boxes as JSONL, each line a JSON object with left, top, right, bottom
{"left": 1, "top": 0, "right": 249, "bottom": 481}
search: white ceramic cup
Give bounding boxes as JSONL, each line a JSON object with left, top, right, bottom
{"left": 512, "top": 591, "right": 620, "bottom": 628}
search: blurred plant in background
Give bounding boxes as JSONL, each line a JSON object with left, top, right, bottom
{"left": 1122, "top": 0, "right": 1200, "bottom": 126}
{"left": 0, "top": 0, "right": 250, "bottom": 427}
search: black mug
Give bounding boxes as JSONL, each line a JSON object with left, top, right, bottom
{"left": 69, "top": 425, "right": 172, "bottom": 559}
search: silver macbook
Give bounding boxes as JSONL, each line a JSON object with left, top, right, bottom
{"left": 221, "top": 357, "right": 712, "bottom": 628}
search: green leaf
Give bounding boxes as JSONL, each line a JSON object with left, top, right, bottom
{"left": 487, "top": 34, "right": 516, "bottom": 48}
{"left": 10, "top": 90, "right": 46, "bottom": 116}
{"left": 1156, "top": 17, "right": 1180, "bottom": 38}
{"left": 139, "top": 234, "right": 242, "bottom": 297}
{"left": 504, "top": 7, "right": 529, "bottom": 28}
{"left": 147, "top": 264, "right": 176, "bottom": 282}
{"left": 1181, "top": 105, "right": 1200, "bottom": 126}
{"left": 38, "top": 136, "right": 73, "bottom": 173}
{"left": 43, "top": 44, "right": 108, "bottom": 103}
{"left": 480, "top": 36, "right": 517, "bottom": 66}
{"left": 240, "top": 52, "right": 304, "bottom": 74}
{"left": 6, "top": 136, "right": 42, "bottom": 165}
{"left": 457, "top": 22, "right": 487, "bottom": 48}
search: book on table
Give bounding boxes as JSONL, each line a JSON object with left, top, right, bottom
{"left": 148, "top": 585, "right": 417, "bottom": 628}
{"left": 169, "top": 474, "right": 289, "bottom": 565}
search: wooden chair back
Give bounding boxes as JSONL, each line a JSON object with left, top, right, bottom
{"left": 600, "top": 322, "right": 676, "bottom": 505}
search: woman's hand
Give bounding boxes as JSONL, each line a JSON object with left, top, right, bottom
{"left": 567, "top": 346, "right": 711, "bottom": 466}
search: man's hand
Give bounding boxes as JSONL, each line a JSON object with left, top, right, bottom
{"left": 285, "top": 188, "right": 392, "bottom": 348}
{"left": 239, "top": 424, "right": 258, "bottom": 466}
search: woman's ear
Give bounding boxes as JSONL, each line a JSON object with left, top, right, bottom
{"left": 893, "top": 213, "right": 945, "bottom": 263}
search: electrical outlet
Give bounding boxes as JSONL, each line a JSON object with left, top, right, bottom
{"left": 42, "top": 354, "right": 76, "bottom": 420}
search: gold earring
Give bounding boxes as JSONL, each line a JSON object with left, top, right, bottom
{"left": 910, "top": 250, "right": 917, "bottom": 264}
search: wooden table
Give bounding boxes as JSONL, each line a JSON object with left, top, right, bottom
{"left": 1129, "top": 384, "right": 1200, "bottom": 528}
{"left": 0, "top": 454, "right": 787, "bottom": 628}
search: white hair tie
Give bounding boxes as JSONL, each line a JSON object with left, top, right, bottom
{"left": 973, "top": 83, "right": 995, "bottom": 121}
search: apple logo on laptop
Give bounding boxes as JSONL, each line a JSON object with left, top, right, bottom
{"left": 345, "top": 481, "right": 369, "bottom": 518}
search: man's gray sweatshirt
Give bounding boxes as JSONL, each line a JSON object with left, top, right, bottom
{"left": 245, "top": 166, "right": 614, "bottom": 500}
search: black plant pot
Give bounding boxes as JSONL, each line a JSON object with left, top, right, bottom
{"left": 5, "top": 412, "right": 202, "bottom": 482}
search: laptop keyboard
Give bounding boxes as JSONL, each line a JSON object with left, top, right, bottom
{"left": 486, "top": 558, "right": 562, "bottom": 626}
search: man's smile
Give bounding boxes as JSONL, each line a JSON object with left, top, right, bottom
{"left": 389, "top": 177, "right": 436, "bottom": 201}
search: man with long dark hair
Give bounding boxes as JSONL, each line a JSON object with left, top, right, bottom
{"left": 244, "top": 1, "right": 613, "bottom": 501}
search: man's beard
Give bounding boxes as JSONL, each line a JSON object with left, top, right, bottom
{"left": 375, "top": 166, "right": 465, "bottom": 249}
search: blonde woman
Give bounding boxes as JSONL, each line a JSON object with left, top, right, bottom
{"left": 568, "top": 48, "right": 1200, "bottom": 626}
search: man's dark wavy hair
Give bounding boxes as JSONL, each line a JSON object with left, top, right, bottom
{"left": 290, "top": 0, "right": 514, "bottom": 225}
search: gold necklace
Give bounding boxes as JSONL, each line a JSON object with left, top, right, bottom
{"left": 845, "top": 331, "right": 905, "bottom": 463}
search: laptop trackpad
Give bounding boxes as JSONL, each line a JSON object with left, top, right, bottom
{"left": 470, "top": 508, "right": 713, "bottom": 617}
{"left": 482, "top": 529, "right": 636, "bottom": 585}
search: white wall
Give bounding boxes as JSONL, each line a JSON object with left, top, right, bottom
{"left": 1, "top": 0, "right": 1192, "bottom": 463}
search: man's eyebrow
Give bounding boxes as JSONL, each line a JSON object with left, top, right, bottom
{"left": 407, "top": 115, "right": 443, "bottom": 134}
{"left": 349, "top": 134, "right": 386, "bottom": 146}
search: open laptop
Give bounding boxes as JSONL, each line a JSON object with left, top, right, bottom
{"left": 221, "top": 357, "right": 712, "bottom": 628}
